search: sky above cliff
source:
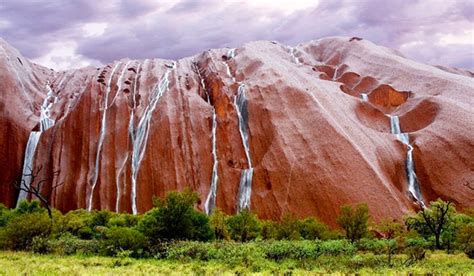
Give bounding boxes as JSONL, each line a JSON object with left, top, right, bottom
{"left": 0, "top": 0, "right": 472, "bottom": 70}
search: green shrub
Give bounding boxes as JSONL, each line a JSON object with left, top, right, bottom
{"left": 264, "top": 240, "right": 320, "bottom": 261}
{"left": 137, "top": 189, "right": 213, "bottom": 242}
{"left": 209, "top": 208, "right": 230, "bottom": 240}
{"left": 298, "top": 217, "right": 331, "bottom": 240}
{"left": 318, "top": 239, "right": 356, "bottom": 256}
{"left": 0, "top": 203, "right": 13, "bottom": 227}
{"left": 47, "top": 233, "right": 101, "bottom": 255}
{"left": 2, "top": 211, "right": 51, "bottom": 250}
{"left": 90, "top": 210, "right": 113, "bottom": 228}
{"left": 260, "top": 220, "right": 278, "bottom": 240}
{"left": 14, "top": 200, "right": 44, "bottom": 216}
{"left": 226, "top": 209, "right": 261, "bottom": 242}
{"left": 107, "top": 214, "right": 139, "bottom": 228}
{"left": 102, "top": 227, "right": 146, "bottom": 257}
{"left": 456, "top": 222, "right": 474, "bottom": 258}
{"left": 166, "top": 241, "right": 212, "bottom": 261}
{"left": 55, "top": 209, "right": 93, "bottom": 238}
{"left": 336, "top": 203, "right": 369, "bottom": 242}
{"left": 404, "top": 238, "right": 429, "bottom": 264}
{"left": 276, "top": 213, "right": 301, "bottom": 240}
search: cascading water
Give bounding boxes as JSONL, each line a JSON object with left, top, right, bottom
{"left": 333, "top": 65, "right": 339, "bottom": 81}
{"left": 130, "top": 61, "right": 176, "bottom": 214}
{"left": 222, "top": 48, "right": 236, "bottom": 82}
{"left": 389, "top": 115, "right": 425, "bottom": 207}
{"left": 88, "top": 62, "right": 122, "bottom": 212}
{"left": 289, "top": 47, "right": 300, "bottom": 64}
{"left": 204, "top": 111, "right": 219, "bottom": 214}
{"left": 360, "top": 93, "right": 369, "bottom": 102}
{"left": 17, "top": 132, "right": 41, "bottom": 203}
{"left": 17, "top": 83, "right": 59, "bottom": 205}
{"left": 234, "top": 84, "right": 253, "bottom": 211}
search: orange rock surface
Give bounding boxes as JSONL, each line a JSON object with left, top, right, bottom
{"left": 1, "top": 37, "right": 473, "bottom": 226}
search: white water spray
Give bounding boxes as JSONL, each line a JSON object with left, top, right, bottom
{"left": 204, "top": 111, "right": 219, "bottom": 214}
{"left": 130, "top": 61, "right": 176, "bottom": 214}
{"left": 389, "top": 115, "right": 425, "bottom": 207}
{"left": 17, "top": 83, "right": 59, "bottom": 205}
{"left": 289, "top": 47, "right": 300, "bottom": 64}
{"left": 360, "top": 93, "right": 369, "bottom": 102}
{"left": 88, "top": 62, "right": 122, "bottom": 212}
{"left": 234, "top": 84, "right": 254, "bottom": 211}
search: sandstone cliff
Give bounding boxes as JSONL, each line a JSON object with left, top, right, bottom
{"left": 1, "top": 37, "right": 473, "bottom": 226}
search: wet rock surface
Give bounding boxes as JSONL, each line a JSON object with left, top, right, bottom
{"left": 1, "top": 37, "right": 473, "bottom": 226}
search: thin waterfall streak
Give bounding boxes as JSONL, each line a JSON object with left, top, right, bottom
{"left": 115, "top": 155, "right": 129, "bottom": 213}
{"left": 131, "top": 61, "right": 175, "bottom": 214}
{"left": 17, "top": 132, "right": 41, "bottom": 204}
{"left": 333, "top": 65, "right": 339, "bottom": 81}
{"left": 88, "top": 62, "right": 122, "bottom": 212}
{"left": 109, "top": 61, "right": 132, "bottom": 108}
{"left": 289, "top": 47, "right": 300, "bottom": 64}
{"left": 233, "top": 83, "right": 254, "bottom": 212}
{"left": 360, "top": 93, "right": 368, "bottom": 102}
{"left": 389, "top": 115, "right": 425, "bottom": 207}
{"left": 17, "top": 82, "right": 61, "bottom": 205}
{"left": 204, "top": 111, "right": 219, "bottom": 215}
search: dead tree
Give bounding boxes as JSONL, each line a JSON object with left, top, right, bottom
{"left": 15, "top": 165, "right": 63, "bottom": 219}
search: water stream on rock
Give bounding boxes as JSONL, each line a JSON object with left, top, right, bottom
{"left": 289, "top": 47, "right": 300, "bottom": 64}
{"left": 130, "top": 61, "right": 176, "bottom": 214}
{"left": 88, "top": 62, "right": 122, "bottom": 211}
{"left": 360, "top": 93, "right": 369, "bottom": 102}
{"left": 389, "top": 115, "right": 425, "bottom": 207}
{"left": 234, "top": 84, "right": 253, "bottom": 211}
{"left": 204, "top": 110, "right": 219, "bottom": 214}
{"left": 17, "top": 83, "right": 59, "bottom": 205}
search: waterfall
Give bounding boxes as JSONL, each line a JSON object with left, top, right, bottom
{"left": 17, "top": 83, "right": 59, "bottom": 205}
{"left": 333, "top": 65, "right": 339, "bottom": 81}
{"left": 130, "top": 61, "right": 176, "bottom": 214}
{"left": 222, "top": 48, "right": 236, "bottom": 82}
{"left": 407, "top": 145, "right": 425, "bottom": 207}
{"left": 88, "top": 62, "right": 122, "bottom": 212}
{"left": 204, "top": 111, "right": 219, "bottom": 214}
{"left": 360, "top": 93, "right": 369, "bottom": 102}
{"left": 17, "top": 132, "right": 41, "bottom": 203}
{"left": 289, "top": 47, "right": 300, "bottom": 64}
{"left": 389, "top": 115, "right": 425, "bottom": 207}
{"left": 390, "top": 115, "right": 401, "bottom": 134}
{"left": 234, "top": 84, "right": 253, "bottom": 211}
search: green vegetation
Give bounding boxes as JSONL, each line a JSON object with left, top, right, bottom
{"left": 0, "top": 192, "right": 472, "bottom": 274}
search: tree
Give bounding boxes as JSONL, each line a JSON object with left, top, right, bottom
{"left": 14, "top": 166, "right": 62, "bottom": 219}
{"left": 209, "top": 208, "right": 230, "bottom": 240}
{"left": 405, "top": 199, "right": 455, "bottom": 249}
{"left": 336, "top": 203, "right": 369, "bottom": 242}
{"left": 226, "top": 209, "right": 261, "bottom": 242}
{"left": 136, "top": 189, "right": 213, "bottom": 242}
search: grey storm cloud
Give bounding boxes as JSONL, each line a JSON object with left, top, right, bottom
{"left": 0, "top": 0, "right": 472, "bottom": 70}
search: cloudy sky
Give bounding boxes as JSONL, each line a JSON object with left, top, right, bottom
{"left": 0, "top": 0, "right": 473, "bottom": 71}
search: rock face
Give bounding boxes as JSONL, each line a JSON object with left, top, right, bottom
{"left": 1, "top": 37, "right": 473, "bottom": 226}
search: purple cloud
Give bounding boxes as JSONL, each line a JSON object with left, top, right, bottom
{"left": 0, "top": 0, "right": 472, "bottom": 70}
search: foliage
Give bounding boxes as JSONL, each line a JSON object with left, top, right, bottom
{"left": 102, "top": 227, "right": 146, "bottom": 257}
{"left": 298, "top": 217, "right": 332, "bottom": 240}
{"left": 276, "top": 213, "right": 301, "bottom": 240}
{"left": 405, "top": 199, "right": 456, "bottom": 249}
{"left": 209, "top": 208, "right": 230, "bottom": 240}
{"left": 136, "top": 189, "right": 213, "bottom": 241}
{"left": 336, "top": 203, "right": 369, "bottom": 242}
{"left": 226, "top": 209, "right": 261, "bottom": 242}
{"left": 1, "top": 211, "right": 51, "bottom": 250}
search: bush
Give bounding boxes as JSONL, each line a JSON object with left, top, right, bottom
{"left": 276, "top": 213, "right": 301, "bottom": 240}
{"left": 298, "top": 217, "right": 331, "bottom": 240}
{"left": 404, "top": 238, "right": 428, "bottom": 264}
{"left": 55, "top": 209, "right": 94, "bottom": 239}
{"left": 0, "top": 203, "right": 12, "bottom": 227}
{"left": 226, "top": 209, "right": 261, "bottom": 242}
{"left": 2, "top": 211, "right": 51, "bottom": 250}
{"left": 264, "top": 240, "right": 319, "bottom": 261}
{"left": 209, "top": 208, "right": 230, "bottom": 240}
{"left": 336, "top": 203, "right": 369, "bottom": 242}
{"left": 456, "top": 223, "right": 474, "bottom": 258}
{"left": 107, "top": 214, "right": 139, "bottom": 228}
{"left": 137, "top": 189, "right": 213, "bottom": 241}
{"left": 48, "top": 233, "right": 101, "bottom": 255}
{"left": 166, "top": 241, "right": 212, "bottom": 261}
{"left": 260, "top": 220, "right": 278, "bottom": 240}
{"left": 102, "top": 227, "right": 147, "bottom": 257}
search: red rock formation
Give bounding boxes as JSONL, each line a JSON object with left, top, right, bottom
{"left": 1, "top": 36, "right": 473, "bottom": 226}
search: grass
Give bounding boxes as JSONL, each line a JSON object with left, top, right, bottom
{"left": 0, "top": 250, "right": 472, "bottom": 275}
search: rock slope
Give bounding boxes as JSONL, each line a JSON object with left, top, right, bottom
{"left": 1, "top": 37, "right": 473, "bottom": 226}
